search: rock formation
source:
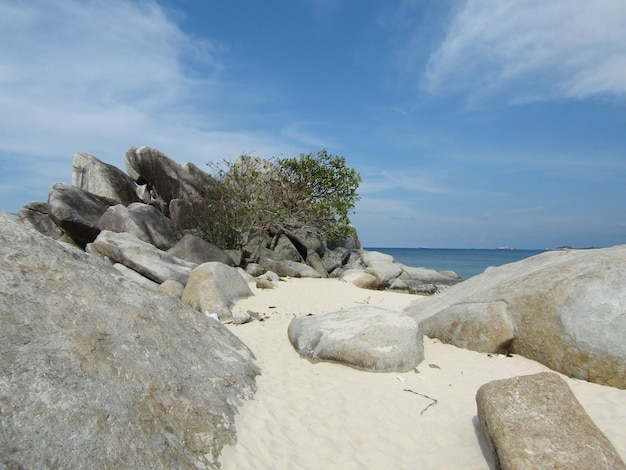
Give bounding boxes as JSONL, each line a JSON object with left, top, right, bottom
{"left": 405, "top": 245, "right": 626, "bottom": 388}
{"left": 0, "top": 211, "right": 259, "bottom": 469}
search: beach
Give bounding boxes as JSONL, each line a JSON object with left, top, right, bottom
{"left": 220, "top": 277, "right": 626, "bottom": 469}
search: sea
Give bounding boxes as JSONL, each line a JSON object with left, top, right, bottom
{"left": 365, "top": 247, "right": 547, "bottom": 280}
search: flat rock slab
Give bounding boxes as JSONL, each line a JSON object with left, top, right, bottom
{"left": 287, "top": 306, "right": 424, "bottom": 372}
{"left": 476, "top": 372, "right": 625, "bottom": 470}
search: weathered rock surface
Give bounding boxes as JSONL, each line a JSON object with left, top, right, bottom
{"left": 93, "top": 230, "right": 196, "bottom": 284}
{"left": 182, "top": 262, "right": 254, "bottom": 321}
{"left": 99, "top": 203, "right": 177, "bottom": 249}
{"left": 18, "top": 201, "right": 62, "bottom": 239}
{"left": 72, "top": 151, "right": 141, "bottom": 205}
{"left": 405, "top": 246, "right": 626, "bottom": 388}
{"left": 476, "top": 372, "right": 625, "bottom": 469}
{"left": 168, "top": 234, "right": 235, "bottom": 266}
{"left": 48, "top": 182, "right": 118, "bottom": 245}
{"left": 288, "top": 306, "right": 424, "bottom": 372}
{"left": 0, "top": 211, "right": 259, "bottom": 469}
{"left": 125, "top": 146, "right": 212, "bottom": 203}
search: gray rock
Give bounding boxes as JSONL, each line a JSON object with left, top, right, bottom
{"left": 272, "top": 234, "right": 304, "bottom": 262}
{"left": 182, "top": 262, "right": 254, "bottom": 321}
{"left": 476, "top": 372, "right": 625, "bottom": 469}
{"left": 322, "top": 246, "right": 350, "bottom": 273}
{"left": 99, "top": 203, "right": 177, "bottom": 250}
{"left": 306, "top": 251, "right": 328, "bottom": 278}
{"left": 0, "top": 211, "right": 259, "bottom": 469}
{"left": 159, "top": 279, "right": 185, "bottom": 299}
{"left": 93, "top": 230, "right": 196, "bottom": 285}
{"left": 112, "top": 262, "right": 160, "bottom": 290}
{"left": 168, "top": 234, "right": 235, "bottom": 266}
{"left": 18, "top": 201, "right": 62, "bottom": 239}
{"left": 72, "top": 152, "right": 140, "bottom": 205}
{"left": 405, "top": 246, "right": 626, "bottom": 388}
{"left": 288, "top": 306, "right": 424, "bottom": 372}
{"left": 288, "top": 228, "right": 324, "bottom": 256}
{"left": 125, "top": 146, "right": 211, "bottom": 203}
{"left": 342, "top": 270, "right": 386, "bottom": 291}
{"left": 283, "top": 259, "right": 323, "bottom": 278}
{"left": 258, "top": 257, "right": 301, "bottom": 278}
{"left": 397, "top": 265, "right": 463, "bottom": 293}
{"left": 48, "top": 182, "right": 118, "bottom": 245}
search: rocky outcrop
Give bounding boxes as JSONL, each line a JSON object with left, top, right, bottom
{"left": 93, "top": 230, "right": 196, "bottom": 285}
{"left": 182, "top": 262, "right": 254, "bottom": 321}
{"left": 476, "top": 373, "right": 625, "bottom": 469}
{"left": 48, "top": 182, "right": 118, "bottom": 245}
{"left": 168, "top": 234, "right": 236, "bottom": 266}
{"left": 99, "top": 203, "right": 177, "bottom": 249}
{"left": 0, "top": 211, "right": 259, "bottom": 469}
{"left": 125, "top": 146, "right": 213, "bottom": 203}
{"left": 287, "top": 306, "right": 424, "bottom": 372}
{"left": 405, "top": 246, "right": 626, "bottom": 388}
{"left": 18, "top": 146, "right": 461, "bottom": 295}
{"left": 72, "top": 151, "right": 141, "bottom": 205}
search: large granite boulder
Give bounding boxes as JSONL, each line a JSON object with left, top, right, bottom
{"left": 168, "top": 234, "right": 235, "bottom": 266}
{"left": 99, "top": 203, "right": 177, "bottom": 250}
{"left": 125, "top": 146, "right": 212, "bottom": 203}
{"left": 48, "top": 182, "right": 118, "bottom": 245}
{"left": 181, "top": 262, "right": 254, "bottom": 321}
{"left": 288, "top": 306, "right": 424, "bottom": 372}
{"left": 72, "top": 152, "right": 141, "bottom": 205}
{"left": 405, "top": 246, "right": 626, "bottom": 388}
{"left": 0, "top": 211, "right": 259, "bottom": 469}
{"left": 93, "top": 230, "right": 196, "bottom": 285}
{"left": 476, "top": 372, "right": 625, "bottom": 469}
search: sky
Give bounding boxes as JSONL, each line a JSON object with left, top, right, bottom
{"left": 1, "top": 0, "right": 625, "bottom": 249}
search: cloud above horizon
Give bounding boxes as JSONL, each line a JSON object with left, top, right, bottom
{"left": 420, "top": 0, "right": 626, "bottom": 103}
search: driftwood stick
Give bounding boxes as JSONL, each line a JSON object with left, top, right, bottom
{"left": 403, "top": 389, "right": 438, "bottom": 415}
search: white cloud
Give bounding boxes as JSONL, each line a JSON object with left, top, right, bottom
{"left": 422, "top": 0, "right": 626, "bottom": 103}
{"left": 360, "top": 169, "right": 446, "bottom": 194}
{"left": 0, "top": 0, "right": 312, "bottom": 211}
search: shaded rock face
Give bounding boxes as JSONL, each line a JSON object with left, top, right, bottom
{"left": 126, "top": 146, "right": 211, "bottom": 203}
{"left": 72, "top": 151, "right": 141, "bottom": 205}
{"left": 287, "top": 306, "right": 424, "bottom": 372}
{"left": 48, "top": 182, "right": 119, "bottom": 245}
{"left": 99, "top": 203, "right": 177, "bottom": 249}
{"left": 405, "top": 246, "right": 626, "bottom": 388}
{"left": 476, "top": 372, "right": 625, "bottom": 469}
{"left": 18, "top": 201, "right": 62, "bottom": 240}
{"left": 168, "top": 234, "right": 235, "bottom": 267}
{"left": 0, "top": 211, "right": 259, "bottom": 469}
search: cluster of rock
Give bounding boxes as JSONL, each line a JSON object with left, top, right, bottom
{"left": 0, "top": 211, "right": 259, "bottom": 468}
{"left": 404, "top": 245, "right": 626, "bottom": 389}
{"left": 18, "top": 147, "right": 462, "bottom": 304}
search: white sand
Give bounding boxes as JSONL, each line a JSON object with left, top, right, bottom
{"left": 220, "top": 278, "right": 626, "bottom": 469}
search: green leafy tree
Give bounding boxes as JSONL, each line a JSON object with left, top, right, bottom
{"left": 203, "top": 150, "right": 361, "bottom": 252}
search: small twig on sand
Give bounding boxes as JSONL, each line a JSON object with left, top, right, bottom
{"left": 403, "top": 389, "right": 438, "bottom": 415}
{"left": 355, "top": 296, "right": 370, "bottom": 304}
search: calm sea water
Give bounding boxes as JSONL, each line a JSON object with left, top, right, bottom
{"left": 366, "top": 247, "right": 547, "bottom": 280}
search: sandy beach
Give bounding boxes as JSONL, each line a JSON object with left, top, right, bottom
{"left": 220, "top": 277, "right": 626, "bottom": 469}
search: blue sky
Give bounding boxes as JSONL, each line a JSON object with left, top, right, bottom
{"left": 1, "top": 0, "right": 625, "bottom": 249}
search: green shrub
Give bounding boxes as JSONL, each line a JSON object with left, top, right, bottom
{"left": 204, "top": 150, "right": 361, "bottom": 251}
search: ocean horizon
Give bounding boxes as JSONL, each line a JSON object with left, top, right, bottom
{"left": 366, "top": 247, "right": 547, "bottom": 280}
